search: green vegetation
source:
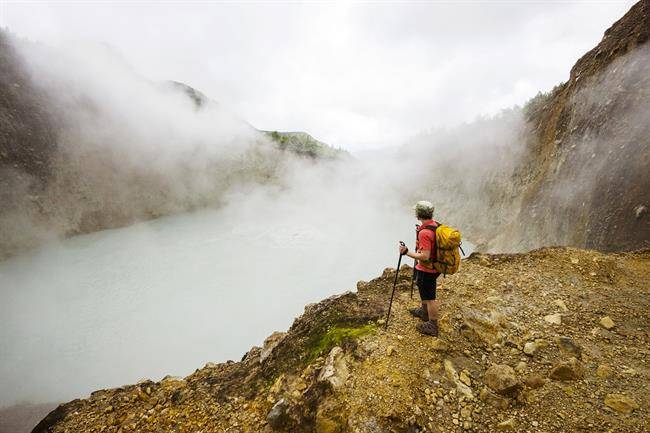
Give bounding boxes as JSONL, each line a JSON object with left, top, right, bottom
{"left": 305, "top": 323, "right": 376, "bottom": 363}
{"left": 523, "top": 83, "right": 563, "bottom": 118}
{"left": 264, "top": 130, "right": 347, "bottom": 159}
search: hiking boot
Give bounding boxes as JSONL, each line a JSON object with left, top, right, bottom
{"left": 416, "top": 320, "right": 439, "bottom": 337}
{"left": 408, "top": 303, "right": 428, "bottom": 321}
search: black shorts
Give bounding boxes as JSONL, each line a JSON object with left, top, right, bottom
{"left": 416, "top": 270, "right": 439, "bottom": 301}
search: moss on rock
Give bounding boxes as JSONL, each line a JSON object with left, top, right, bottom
{"left": 305, "top": 323, "right": 376, "bottom": 363}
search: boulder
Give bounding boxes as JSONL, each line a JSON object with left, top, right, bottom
{"left": 381, "top": 267, "right": 396, "bottom": 278}
{"left": 261, "top": 332, "right": 287, "bottom": 363}
{"left": 555, "top": 336, "right": 582, "bottom": 357}
{"left": 460, "top": 309, "right": 508, "bottom": 346}
{"left": 267, "top": 398, "right": 290, "bottom": 429}
{"left": 318, "top": 347, "right": 349, "bottom": 388}
{"left": 241, "top": 346, "right": 261, "bottom": 362}
{"left": 604, "top": 394, "right": 639, "bottom": 414}
{"left": 549, "top": 357, "right": 585, "bottom": 381}
{"left": 484, "top": 364, "right": 521, "bottom": 396}
{"left": 431, "top": 339, "right": 450, "bottom": 352}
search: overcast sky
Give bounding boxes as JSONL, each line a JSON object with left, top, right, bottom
{"left": 0, "top": 1, "right": 637, "bottom": 151}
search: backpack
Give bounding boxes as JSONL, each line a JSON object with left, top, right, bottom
{"left": 421, "top": 223, "right": 464, "bottom": 275}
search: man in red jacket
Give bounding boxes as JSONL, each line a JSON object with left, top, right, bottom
{"left": 399, "top": 201, "right": 440, "bottom": 337}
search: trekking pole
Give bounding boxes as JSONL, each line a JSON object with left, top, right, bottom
{"left": 410, "top": 224, "right": 419, "bottom": 299}
{"left": 385, "top": 241, "right": 406, "bottom": 330}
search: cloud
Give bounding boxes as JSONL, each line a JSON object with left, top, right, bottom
{"left": 1, "top": 1, "right": 636, "bottom": 150}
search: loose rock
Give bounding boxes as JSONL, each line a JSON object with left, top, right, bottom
{"left": 525, "top": 373, "right": 546, "bottom": 389}
{"left": 555, "top": 336, "right": 582, "bottom": 357}
{"left": 460, "top": 371, "right": 472, "bottom": 387}
{"left": 553, "top": 299, "right": 568, "bottom": 312}
{"left": 604, "top": 394, "right": 639, "bottom": 414}
{"left": 523, "top": 339, "right": 547, "bottom": 356}
{"left": 596, "top": 364, "right": 613, "bottom": 378}
{"left": 600, "top": 316, "right": 615, "bottom": 330}
{"left": 544, "top": 313, "right": 562, "bottom": 325}
{"left": 318, "top": 346, "right": 349, "bottom": 388}
{"left": 497, "top": 418, "right": 517, "bottom": 430}
{"left": 267, "top": 399, "right": 289, "bottom": 429}
{"left": 261, "top": 332, "right": 287, "bottom": 363}
{"left": 549, "top": 357, "right": 585, "bottom": 381}
{"left": 484, "top": 364, "right": 521, "bottom": 396}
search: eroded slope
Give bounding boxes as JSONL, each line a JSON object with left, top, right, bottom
{"left": 33, "top": 247, "right": 649, "bottom": 433}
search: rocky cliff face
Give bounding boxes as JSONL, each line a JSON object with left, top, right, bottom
{"left": 406, "top": 0, "right": 649, "bottom": 254}
{"left": 500, "top": 0, "right": 650, "bottom": 252}
{"left": 0, "top": 32, "right": 61, "bottom": 255}
{"left": 31, "top": 247, "right": 650, "bottom": 432}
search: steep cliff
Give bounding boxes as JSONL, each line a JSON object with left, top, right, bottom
{"left": 494, "top": 0, "right": 650, "bottom": 252}
{"left": 405, "top": 1, "right": 649, "bottom": 254}
{"left": 0, "top": 32, "right": 60, "bottom": 254}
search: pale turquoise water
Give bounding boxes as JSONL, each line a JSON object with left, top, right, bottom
{"left": 0, "top": 193, "right": 473, "bottom": 406}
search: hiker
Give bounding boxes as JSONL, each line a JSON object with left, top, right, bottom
{"left": 399, "top": 201, "right": 441, "bottom": 337}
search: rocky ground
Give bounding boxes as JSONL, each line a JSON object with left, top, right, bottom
{"left": 32, "top": 247, "right": 648, "bottom": 433}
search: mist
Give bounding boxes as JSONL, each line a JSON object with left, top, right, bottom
{"left": 1, "top": 4, "right": 648, "bottom": 413}
{"left": 0, "top": 34, "right": 465, "bottom": 407}
{"left": 1, "top": 34, "right": 289, "bottom": 255}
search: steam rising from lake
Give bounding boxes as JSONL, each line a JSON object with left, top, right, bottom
{"left": 0, "top": 36, "right": 450, "bottom": 407}
{"left": 1, "top": 180, "right": 475, "bottom": 407}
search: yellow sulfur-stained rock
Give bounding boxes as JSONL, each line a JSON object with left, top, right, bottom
{"left": 600, "top": 316, "right": 615, "bottom": 330}
{"left": 544, "top": 313, "right": 562, "bottom": 325}
{"left": 604, "top": 394, "right": 639, "bottom": 414}
{"left": 497, "top": 418, "right": 517, "bottom": 430}
{"left": 596, "top": 364, "right": 613, "bottom": 378}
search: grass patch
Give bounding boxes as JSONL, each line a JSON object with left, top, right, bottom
{"left": 305, "top": 323, "right": 376, "bottom": 363}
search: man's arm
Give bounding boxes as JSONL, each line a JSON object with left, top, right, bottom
{"left": 399, "top": 228, "right": 433, "bottom": 260}
{"left": 406, "top": 248, "right": 430, "bottom": 261}
{"left": 399, "top": 244, "right": 430, "bottom": 261}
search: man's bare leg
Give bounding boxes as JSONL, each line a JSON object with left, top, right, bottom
{"left": 424, "top": 300, "right": 438, "bottom": 321}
